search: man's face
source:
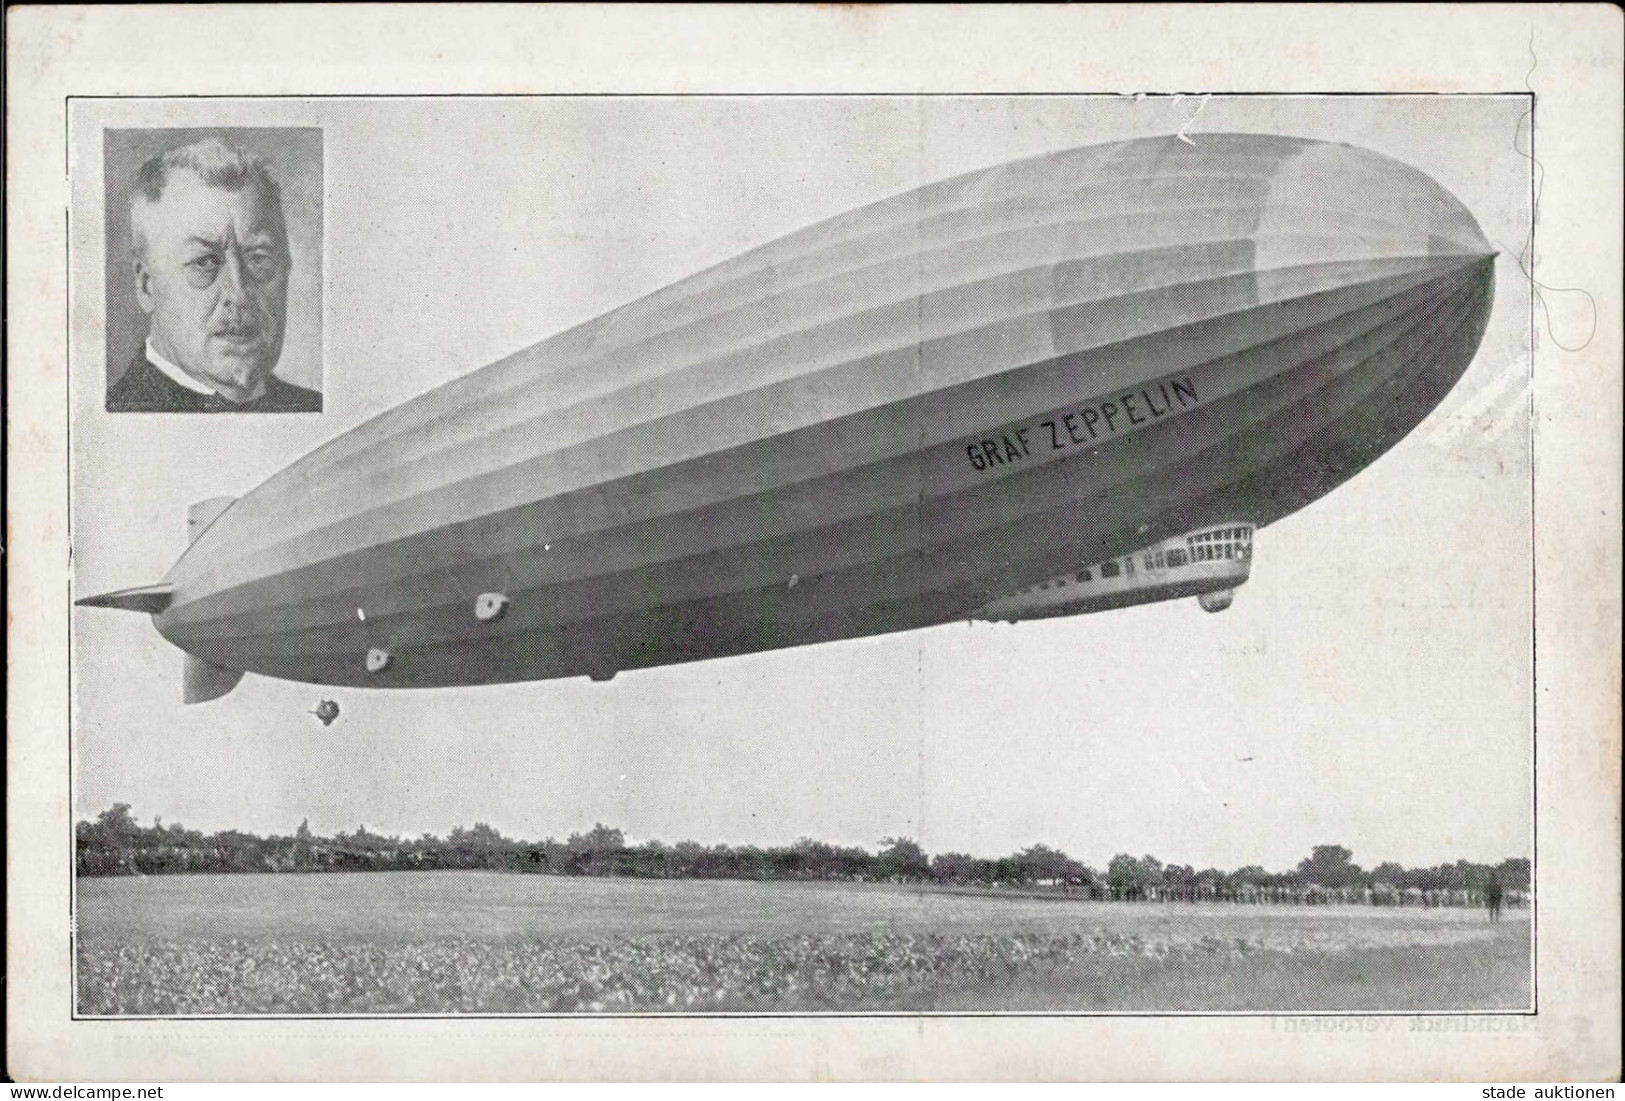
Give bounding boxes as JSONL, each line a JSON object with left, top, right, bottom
{"left": 133, "top": 172, "right": 290, "bottom": 402}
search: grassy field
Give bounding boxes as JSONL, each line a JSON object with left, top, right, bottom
{"left": 75, "top": 872, "right": 1531, "bottom": 1015}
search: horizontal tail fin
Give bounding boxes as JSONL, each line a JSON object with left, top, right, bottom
{"left": 76, "top": 494, "right": 237, "bottom": 611}
{"left": 184, "top": 654, "right": 244, "bottom": 704}
{"left": 74, "top": 583, "right": 173, "bottom": 614}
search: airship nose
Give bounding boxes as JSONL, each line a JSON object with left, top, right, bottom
{"left": 1253, "top": 139, "right": 1495, "bottom": 270}
{"left": 1247, "top": 138, "right": 1496, "bottom": 398}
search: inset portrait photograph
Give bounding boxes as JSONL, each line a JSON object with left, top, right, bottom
{"left": 103, "top": 128, "right": 322, "bottom": 413}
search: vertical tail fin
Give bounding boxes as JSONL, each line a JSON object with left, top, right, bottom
{"left": 183, "top": 498, "right": 247, "bottom": 701}
{"left": 188, "top": 496, "right": 237, "bottom": 543}
{"left": 78, "top": 495, "right": 248, "bottom": 703}
{"left": 183, "top": 654, "right": 244, "bottom": 704}
{"left": 183, "top": 496, "right": 248, "bottom": 698}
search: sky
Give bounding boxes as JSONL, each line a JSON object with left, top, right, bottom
{"left": 69, "top": 94, "right": 1534, "bottom": 873}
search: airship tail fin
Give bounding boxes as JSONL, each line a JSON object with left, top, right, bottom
{"left": 74, "top": 582, "right": 173, "bottom": 614}
{"left": 188, "top": 496, "right": 238, "bottom": 544}
{"left": 78, "top": 498, "right": 237, "bottom": 612}
{"left": 184, "top": 654, "right": 244, "bottom": 704}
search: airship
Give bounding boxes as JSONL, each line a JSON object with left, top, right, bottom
{"left": 79, "top": 133, "right": 1496, "bottom": 701}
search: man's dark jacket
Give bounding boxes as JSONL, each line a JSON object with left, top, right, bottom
{"left": 107, "top": 353, "right": 322, "bottom": 413}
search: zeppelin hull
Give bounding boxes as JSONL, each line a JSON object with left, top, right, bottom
{"left": 152, "top": 134, "right": 1496, "bottom": 688}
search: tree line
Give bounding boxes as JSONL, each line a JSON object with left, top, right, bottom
{"left": 75, "top": 805, "right": 1529, "bottom": 907}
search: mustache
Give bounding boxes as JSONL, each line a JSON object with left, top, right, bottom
{"left": 209, "top": 312, "right": 268, "bottom": 338}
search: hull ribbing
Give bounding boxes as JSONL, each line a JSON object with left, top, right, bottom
{"left": 149, "top": 134, "right": 1495, "bottom": 688}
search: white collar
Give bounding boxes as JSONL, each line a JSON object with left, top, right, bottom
{"left": 145, "top": 337, "right": 266, "bottom": 402}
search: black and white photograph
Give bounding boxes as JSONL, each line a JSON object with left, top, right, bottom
{"left": 69, "top": 94, "right": 1536, "bottom": 1016}
{"left": 7, "top": 4, "right": 1621, "bottom": 1085}
{"left": 102, "top": 126, "right": 323, "bottom": 413}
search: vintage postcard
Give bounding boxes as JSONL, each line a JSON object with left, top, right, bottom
{"left": 6, "top": 4, "right": 1620, "bottom": 1083}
